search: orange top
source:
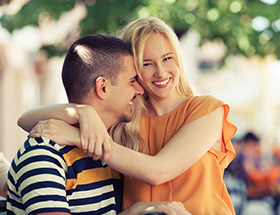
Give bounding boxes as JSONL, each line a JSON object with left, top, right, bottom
{"left": 123, "top": 96, "right": 237, "bottom": 215}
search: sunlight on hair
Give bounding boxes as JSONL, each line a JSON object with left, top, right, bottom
{"left": 75, "top": 44, "right": 93, "bottom": 64}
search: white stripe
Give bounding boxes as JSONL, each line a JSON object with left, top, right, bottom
{"left": 24, "top": 187, "right": 67, "bottom": 202}
{"left": 6, "top": 201, "right": 27, "bottom": 215}
{"left": 15, "top": 146, "right": 67, "bottom": 174}
{"left": 69, "top": 197, "right": 116, "bottom": 213}
{"left": 19, "top": 143, "right": 27, "bottom": 156}
{"left": 25, "top": 200, "right": 69, "bottom": 214}
{"left": 67, "top": 184, "right": 114, "bottom": 200}
{"left": 20, "top": 173, "right": 65, "bottom": 193}
{"left": 18, "top": 141, "right": 61, "bottom": 161}
{"left": 103, "top": 210, "right": 117, "bottom": 215}
{"left": 17, "top": 160, "right": 66, "bottom": 180}
{"left": 7, "top": 191, "right": 22, "bottom": 205}
{"left": 19, "top": 137, "right": 47, "bottom": 157}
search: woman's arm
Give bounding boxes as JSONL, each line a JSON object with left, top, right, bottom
{"left": 108, "top": 106, "right": 224, "bottom": 185}
{"left": 33, "top": 107, "right": 224, "bottom": 186}
{"left": 19, "top": 104, "right": 111, "bottom": 162}
{"left": 18, "top": 103, "right": 86, "bottom": 132}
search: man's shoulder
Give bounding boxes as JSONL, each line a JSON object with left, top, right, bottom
{"left": 18, "top": 137, "right": 61, "bottom": 155}
{"left": 10, "top": 137, "right": 67, "bottom": 170}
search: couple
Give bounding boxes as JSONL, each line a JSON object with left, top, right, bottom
{"left": 8, "top": 17, "right": 237, "bottom": 215}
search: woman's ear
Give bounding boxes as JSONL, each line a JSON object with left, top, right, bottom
{"left": 95, "top": 76, "right": 108, "bottom": 99}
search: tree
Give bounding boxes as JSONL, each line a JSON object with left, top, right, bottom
{"left": 1, "top": 0, "right": 279, "bottom": 58}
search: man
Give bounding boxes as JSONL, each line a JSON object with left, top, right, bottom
{"left": 7, "top": 35, "right": 189, "bottom": 215}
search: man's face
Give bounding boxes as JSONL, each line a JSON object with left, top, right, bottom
{"left": 108, "top": 55, "right": 144, "bottom": 124}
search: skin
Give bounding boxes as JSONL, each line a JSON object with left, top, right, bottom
{"left": 27, "top": 33, "right": 224, "bottom": 186}
{"left": 36, "top": 201, "right": 189, "bottom": 215}
{"left": 139, "top": 33, "right": 185, "bottom": 116}
{"left": 17, "top": 55, "right": 191, "bottom": 215}
{"left": 17, "top": 33, "right": 226, "bottom": 215}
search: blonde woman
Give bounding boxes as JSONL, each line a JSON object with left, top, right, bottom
{"left": 19, "top": 17, "right": 237, "bottom": 215}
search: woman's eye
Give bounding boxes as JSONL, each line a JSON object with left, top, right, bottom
{"left": 143, "top": 62, "right": 153, "bottom": 67}
{"left": 163, "top": 56, "right": 173, "bottom": 61}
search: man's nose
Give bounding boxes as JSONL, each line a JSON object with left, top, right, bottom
{"left": 134, "top": 81, "right": 144, "bottom": 95}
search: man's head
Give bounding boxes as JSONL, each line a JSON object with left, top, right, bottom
{"left": 62, "top": 34, "right": 132, "bottom": 102}
{"left": 62, "top": 34, "right": 144, "bottom": 128}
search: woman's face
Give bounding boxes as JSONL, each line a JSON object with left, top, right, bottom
{"left": 139, "top": 33, "right": 180, "bottom": 101}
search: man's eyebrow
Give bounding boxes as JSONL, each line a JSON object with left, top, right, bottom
{"left": 129, "top": 75, "right": 138, "bottom": 80}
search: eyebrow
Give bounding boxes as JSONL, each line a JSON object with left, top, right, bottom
{"left": 143, "top": 52, "right": 173, "bottom": 61}
{"left": 129, "top": 75, "right": 138, "bottom": 80}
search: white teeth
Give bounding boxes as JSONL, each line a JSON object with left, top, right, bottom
{"left": 153, "top": 78, "right": 170, "bottom": 86}
{"left": 129, "top": 101, "right": 133, "bottom": 105}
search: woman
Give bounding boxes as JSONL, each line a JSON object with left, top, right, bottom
{"left": 19, "top": 17, "right": 237, "bottom": 215}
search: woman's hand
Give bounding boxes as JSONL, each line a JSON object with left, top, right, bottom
{"left": 76, "top": 105, "right": 112, "bottom": 163}
{"left": 119, "top": 201, "right": 191, "bottom": 215}
{"left": 28, "top": 107, "right": 112, "bottom": 163}
{"left": 29, "top": 119, "right": 81, "bottom": 147}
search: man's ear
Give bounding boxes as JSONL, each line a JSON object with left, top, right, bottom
{"left": 95, "top": 77, "right": 109, "bottom": 99}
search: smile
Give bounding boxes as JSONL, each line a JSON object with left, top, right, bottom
{"left": 129, "top": 96, "right": 136, "bottom": 105}
{"left": 152, "top": 78, "right": 171, "bottom": 86}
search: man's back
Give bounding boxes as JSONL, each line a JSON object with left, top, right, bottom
{"left": 7, "top": 137, "right": 122, "bottom": 215}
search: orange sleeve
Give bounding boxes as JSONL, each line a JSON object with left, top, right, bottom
{"left": 183, "top": 96, "right": 237, "bottom": 168}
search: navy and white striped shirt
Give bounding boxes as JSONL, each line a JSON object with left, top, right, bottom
{"left": 7, "top": 137, "right": 122, "bottom": 215}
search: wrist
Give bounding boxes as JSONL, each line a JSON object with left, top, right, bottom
{"left": 76, "top": 105, "right": 95, "bottom": 119}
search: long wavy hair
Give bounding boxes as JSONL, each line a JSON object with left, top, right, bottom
{"left": 109, "top": 17, "right": 194, "bottom": 151}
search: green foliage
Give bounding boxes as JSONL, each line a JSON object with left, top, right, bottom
{"left": 80, "top": 0, "right": 145, "bottom": 36}
{"left": 1, "top": 0, "right": 280, "bottom": 58}
{"left": 0, "top": 0, "right": 75, "bottom": 32}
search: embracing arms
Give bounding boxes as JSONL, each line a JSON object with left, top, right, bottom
{"left": 18, "top": 104, "right": 82, "bottom": 132}
{"left": 19, "top": 104, "right": 224, "bottom": 186}
{"left": 108, "top": 106, "right": 224, "bottom": 185}
{"left": 18, "top": 104, "right": 112, "bottom": 162}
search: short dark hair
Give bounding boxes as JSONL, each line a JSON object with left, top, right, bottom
{"left": 243, "top": 131, "right": 260, "bottom": 143}
{"left": 62, "top": 34, "right": 133, "bottom": 103}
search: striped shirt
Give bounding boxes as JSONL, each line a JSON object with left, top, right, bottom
{"left": 7, "top": 137, "right": 122, "bottom": 215}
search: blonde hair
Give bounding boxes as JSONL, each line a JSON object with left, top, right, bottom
{"left": 110, "top": 17, "right": 194, "bottom": 151}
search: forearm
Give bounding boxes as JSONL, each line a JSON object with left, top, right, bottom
{"left": 108, "top": 142, "right": 167, "bottom": 186}
{"left": 18, "top": 103, "right": 89, "bottom": 132}
{"left": 108, "top": 108, "right": 224, "bottom": 186}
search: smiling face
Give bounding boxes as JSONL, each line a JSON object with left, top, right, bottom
{"left": 108, "top": 55, "right": 144, "bottom": 124}
{"left": 139, "top": 33, "right": 180, "bottom": 101}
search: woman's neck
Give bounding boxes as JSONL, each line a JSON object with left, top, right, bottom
{"left": 146, "top": 94, "right": 188, "bottom": 117}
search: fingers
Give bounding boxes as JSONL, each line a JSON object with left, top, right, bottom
{"left": 80, "top": 134, "right": 91, "bottom": 154}
{"left": 101, "top": 140, "right": 112, "bottom": 163}
{"left": 29, "top": 120, "right": 48, "bottom": 138}
{"left": 155, "top": 202, "right": 191, "bottom": 215}
{"left": 81, "top": 135, "right": 111, "bottom": 163}
{"left": 167, "top": 202, "right": 191, "bottom": 215}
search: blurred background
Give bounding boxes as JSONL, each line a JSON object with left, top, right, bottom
{"left": 0, "top": 0, "right": 280, "bottom": 214}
